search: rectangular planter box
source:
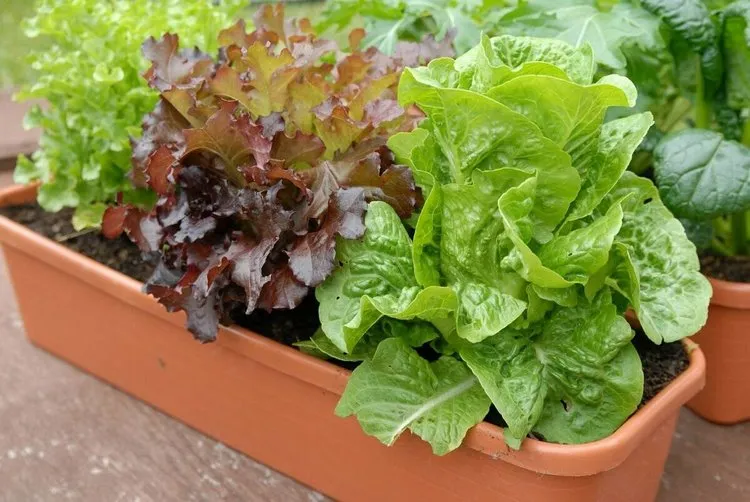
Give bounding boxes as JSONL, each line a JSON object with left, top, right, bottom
{"left": 0, "top": 184, "right": 705, "bottom": 502}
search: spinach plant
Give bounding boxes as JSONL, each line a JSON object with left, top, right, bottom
{"left": 104, "top": 6, "right": 424, "bottom": 342}
{"left": 308, "top": 35, "right": 711, "bottom": 454}
{"left": 14, "top": 0, "right": 246, "bottom": 229}
{"left": 646, "top": 0, "right": 750, "bottom": 258}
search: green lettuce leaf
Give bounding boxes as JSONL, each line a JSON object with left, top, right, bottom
{"left": 604, "top": 173, "right": 712, "bottom": 344}
{"left": 316, "top": 202, "right": 457, "bottom": 353}
{"left": 316, "top": 34, "right": 711, "bottom": 455}
{"left": 460, "top": 289, "right": 642, "bottom": 447}
{"left": 298, "top": 319, "right": 440, "bottom": 362}
{"left": 336, "top": 338, "right": 491, "bottom": 456}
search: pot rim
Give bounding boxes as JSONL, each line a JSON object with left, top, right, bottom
{"left": 0, "top": 183, "right": 706, "bottom": 478}
{"left": 706, "top": 277, "right": 750, "bottom": 310}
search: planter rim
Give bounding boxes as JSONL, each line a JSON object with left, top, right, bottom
{"left": 0, "top": 183, "right": 705, "bottom": 478}
{"left": 706, "top": 277, "right": 750, "bottom": 310}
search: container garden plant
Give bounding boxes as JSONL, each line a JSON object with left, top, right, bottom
{"left": 12, "top": 0, "right": 247, "bottom": 230}
{"left": 0, "top": 5, "right": 710, "bottom": 502}
{"left": 330, "top": 0, "right": 750, "bottom": 426}
{"left": 646, "top": 1, "right": 750, "bottom": 424}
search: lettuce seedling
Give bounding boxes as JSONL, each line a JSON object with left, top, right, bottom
{"left": 103, "top": 6, "right": 426, "bottom": 342}
{"left": 312, "top": 35, "right": 711, "bottom": 454}
{"left": 13, "top": 0, "right": 247, "bottom": 230}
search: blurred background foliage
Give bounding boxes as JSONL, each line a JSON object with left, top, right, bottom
{"left": 0, "top": 0, "right": 329, "bottom": 89}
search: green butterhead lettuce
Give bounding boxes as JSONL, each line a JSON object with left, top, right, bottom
{"left": 315, "top": 35, "right": 710, "bottom": 455}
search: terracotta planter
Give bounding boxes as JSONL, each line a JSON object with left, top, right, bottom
{"left": 0, "top": 184, "right": 706, "bottom": 502}
{"left": 687, "top": 277, "right": 750, "bottom": 424}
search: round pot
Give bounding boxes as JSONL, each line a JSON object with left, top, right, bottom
{"left": 688, "top": 277, "right": 750, "bottom": 424}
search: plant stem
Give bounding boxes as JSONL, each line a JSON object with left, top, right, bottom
{"left": 732, "top": 212, "right": 748, "bottom": 255}
{"left": 733, "top": 121, "right": 750, "bottom": 256}
{"left": 711, "top": 237, "right": 733, "bottom": 257}
{"left": 694, "top": 58, "right": 711, "bottom": 129}
{"left": 55, "top": 228, "right": 97, "bottom": 243}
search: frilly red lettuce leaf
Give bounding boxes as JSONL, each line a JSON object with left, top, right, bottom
{"left": 104, "top": 5, "right": 424, "bottom": 342}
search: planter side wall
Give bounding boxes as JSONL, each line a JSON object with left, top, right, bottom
{"left": 688, "top": 297, "right": 750, "bottom": 424}
{"left": 2, "top": 242, "right": 678, "bottom": 502}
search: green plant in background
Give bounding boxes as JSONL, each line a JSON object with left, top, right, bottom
{"left": 647, "top": 1, "right": 750, "bottom": 258}
{"left": 327, "top": 0, "right": 750, "bottom": 258}
{"left": 304, "top": 35, "right": 711, "bottom": 455}
{"left": 0, "top": 0, "right": 40, "bottom": 88}
{"left": 317, "top": 0, "right": 501, "bottom": 55}
{"left": 13, "top": 0, "right": 246, "bottom": 229}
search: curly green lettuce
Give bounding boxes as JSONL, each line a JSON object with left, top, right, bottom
{"left": 13, "top": 0, "right": 246, "bottom": 229}
{"left": 313, "top": 35, "right": 711, "bottom": 454}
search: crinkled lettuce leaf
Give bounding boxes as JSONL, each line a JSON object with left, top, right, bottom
{"left": 315, "top": 35, "right": 710, "bottom": 456}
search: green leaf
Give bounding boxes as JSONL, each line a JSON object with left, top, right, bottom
{"left": 606, "top": 173, "right": 712, "bottom": 344}
{"left": 721, "top": 2, "right": 750, "bottom": 109}
{"left": 454, "top": 281, "right": 527, "bottom": 343}
{"left": 13, "top": 155, "right": 42, "bottom": 185}
{"left": 494, "top": 2, "right": 665, "bottom": 71}
{"left": 72, "top": 202, "right": 107, "bottom": 230}
{"left": 439, "top": 168, "right": 531, "bottom": 287}
{"left": 533, "top": 335, "right": 643, "bottom": 444}
{"left": 538, "top": 200, "right": 624, "bottom": 284}
{"left": 316, "top": 202, "right": 457, "bottom": 353}
{"left": 679, "top": 218, "right": 714, "bottom": 251}
{"left": 460, "top": 289, "right": 642, "bottom": 448}
{"left": 336, "top": 338, "right": 491, "bottom": 456}
{"left": 496, "top": 177, "right": 572, "bottom": 288}
{"left": 300, "top": 319, "right": 440, "bottom": 362}
{"left": 568, "top": 112, "right": 654, "bottom": 221}
{"left": 411, "top": 182, "right": 443, "bottom": 287}
{"left": 455, "top": 34, "right": 596, "bottom": 90}
{"left": 399, "top": 85, "right": 580, "bottom": 242}
{"left": 15, "top": 0, "right": 247, "bottom": 223}
{"left": 486, "top": 74, "right": 637, "bottom": 201}
{"left": 641, "top": 0, "right": 722, "bottom": 95}
{"left": 653, "top": 129, "right": 750, "bottom": 220}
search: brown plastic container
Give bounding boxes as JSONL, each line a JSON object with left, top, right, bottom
{"left": 0, "top": 184, "right": 706, "bottom": 502}
{"left": 688, "top": 278, "right": 750, "bottom": 424}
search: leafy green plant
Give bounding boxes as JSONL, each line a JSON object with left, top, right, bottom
{"left": 14, "top": 0, "right": 246, "bottom": 229}
{"left": 306, "top": 35, "right": 711, "bottom": 454}
{"left": 484, "top": 0, "right": 750, "bottom": 258}
{"left": 103, "top": 5, "right": 423, "bottom": 342}
{"left": 317, "top": 0, "right": 499, "bottom": 55}
{"left": 646, "top": 0, "right": 750, "bottom": 258}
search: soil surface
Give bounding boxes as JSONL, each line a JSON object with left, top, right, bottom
{"left": 700, "top": 253, "right": 750, "bottom": 283}
{"left": 234, "top": 295, "right": 321, "bottom": 347}
{"left": 633, "top": 330, "right": 690, "bottom": 407}
{"left": 0, "top": 203, "right": 155, "bottom": 282}
{"left": 2, "top": 202, "right": 690, "bottom": 440}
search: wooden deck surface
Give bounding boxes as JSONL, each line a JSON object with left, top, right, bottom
{"left": 0, "top": 170, "right": 748, "bottom": 501}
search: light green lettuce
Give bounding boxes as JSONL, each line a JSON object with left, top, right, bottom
{"left": 314, "top": 35, "right": 710, "bottom": 456}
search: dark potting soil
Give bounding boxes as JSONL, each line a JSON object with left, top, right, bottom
{"left": 2, "top": 202, "right": 690, "bottom": 439}
{"left": 0, "top": 203, "right": 156, "bottom": 282}
{"left": 633, "top": 330, "right": 690, "bottom": 407}
{"left": 233, "top": 294, "right": 321, "bottom": 347}
{"left": 700, "top": 252, "right": 750, "bottom": 283}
